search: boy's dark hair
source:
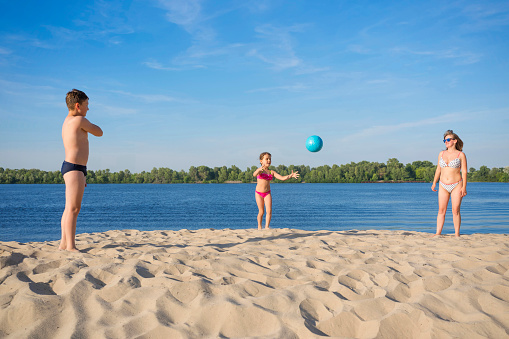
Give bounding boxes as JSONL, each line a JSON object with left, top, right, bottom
{"left": 66, "top": 89, "right": 89, "bottom": 110}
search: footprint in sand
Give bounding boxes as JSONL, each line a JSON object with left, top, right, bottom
{"left": 299, "top": 298, "right": 333, "bottom": 323}
{"left": 352, "top": 297, "right": 395, "bottom": 321}
{"left": 315, "top": 311, "right": 379, "bottom": 338}
{"left": 422, "top": 275, "right": 452, "bottom": 292}
{"left": 377, "top": 310, "right": 432, "bottom": 338}
{"left": 31, "top": 260, "right": 64, "bottom": 275}
{"left": 490, "top": 284, "right": 509, "bottom": 302}
{"left": 169, "top": 279, "right": 211, "bottom": 304}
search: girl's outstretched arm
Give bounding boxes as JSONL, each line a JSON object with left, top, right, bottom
{"left": 273, "top": 170, "right": 299, "bottom": 181}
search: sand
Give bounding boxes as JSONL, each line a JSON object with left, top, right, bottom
{"left": 1, "top": 228, "right": 508, "bottom": 338}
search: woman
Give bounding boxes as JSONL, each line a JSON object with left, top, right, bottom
{"left": 431, "top": 130, "right": 467, "bottom": 237}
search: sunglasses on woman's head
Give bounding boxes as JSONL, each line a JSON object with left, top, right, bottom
{"left": 443, "top": 138, "right": 454, "bottom": 143}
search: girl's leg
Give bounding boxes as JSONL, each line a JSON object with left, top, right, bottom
{"left": 450, "top": 185, "right": 463, "bottom": 237}
{"left": 255, "top": 192, "right": 265, "bottom": 230}
{"left": 434, "top": 185, "right": 450, "bottom": 236}
{"left": 264, "top": 194, "right": 272, "bottom": 229}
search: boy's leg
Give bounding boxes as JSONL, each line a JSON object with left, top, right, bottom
{"left": 255, "top": 193, "right": 265, "bottom": 230}
{"left": 264, "top": 194, "right": 272, "bottom": 229}
{"left": 60, "top": 171, "right": 86, "bottom": 251}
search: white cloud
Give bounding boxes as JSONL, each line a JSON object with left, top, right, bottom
{"left": 109, "top": 90, "right": 179, "bottom": 103}
{"left": 143, "top": 59, "right": 206, "bottom": 71}
{"left": 4, "top": 34, "right": 54, "bottom": 49}
{"left": 247, "top": 24, "right": 309, "bottom": 70}
{"left": 461, "top": 2, "right": 509, "bottom": 30}
{"left": 247, "top": 48, "right": 301, "bottom": 70}
{"left": 143, "top": 60, "right": 182, "bottom": 71}
{"left": 339, "top": 113, "right": 464, "bottom": 142}
{"left": 246, "top": 83, "right": 308, "bottom": 93}
{"left": 157, "top": 0, "right": 202, "bottom": 26}
{"left": 93, "top": 102, "right": 139, "bottom": 116}
{"left": 366, "top": 79, "right": 390, "bottom": 85}
{"left": 156, "top": 0, "right": 216, "bottom": 42}
{"left": 0, "top": 47, "right": 12, "bottom": 55}
{"left": 348, "top": 45, "right": 371, "bottom": 54}
{"left": 0, "top": 79, "right": 56, "bottom": 93}
{"left": 391, "top": 46, "right": 482, "bottom": 65}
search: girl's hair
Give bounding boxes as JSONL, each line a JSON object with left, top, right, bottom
{"left": 443, "top": 129, "right": 463, "bottom": 151}
{"left": 259, "top": 152, "right": 271, "bottom": 160}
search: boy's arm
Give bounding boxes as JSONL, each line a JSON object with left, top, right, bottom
{"left": 80, "top": 117, "right": 103, "bottom": 137}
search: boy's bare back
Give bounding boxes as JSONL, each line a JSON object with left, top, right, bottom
{"left": 62, "top": 99, "right": 102, "bottom": 166}
{"left": 62, "top": 115, "right": 90, "bottom": 166}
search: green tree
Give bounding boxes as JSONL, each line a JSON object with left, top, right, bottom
{"left": 217, "top": 166, "right": 228, "bottom": 183}
{"left": 197, "top": 166, "right": 212, "bottom": 182}
{"left": 477, "top": 166, "right": 489, "bottom": 182}
{"left": 404, "top": 163, "right": 416, "bottom": 181}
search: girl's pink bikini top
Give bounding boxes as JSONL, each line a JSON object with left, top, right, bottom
{"left": 257, "top": 172, "right": 273, "bottom": 181}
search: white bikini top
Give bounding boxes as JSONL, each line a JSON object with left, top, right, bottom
{"left": 439, "top": 151, "right": 461, "bottom": 168}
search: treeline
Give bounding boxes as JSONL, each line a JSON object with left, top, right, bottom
{"left": 1, "top": 159, "right": 508, "bottom": 184}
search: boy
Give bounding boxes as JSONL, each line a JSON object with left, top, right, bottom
{"left": 60, "top": 89, "right": 103, "bottom": 251}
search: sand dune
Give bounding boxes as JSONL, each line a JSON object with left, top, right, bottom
{"left": 1, "top": 228, "right": 508, "bottom": 338}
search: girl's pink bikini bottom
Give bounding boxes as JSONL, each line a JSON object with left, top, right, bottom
{"left": 256, "top": 190, "right": 271, "bottom": 198}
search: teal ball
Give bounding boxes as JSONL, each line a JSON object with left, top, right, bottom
{"left": 306, "top": 135, "right": 323, "bottom": 152}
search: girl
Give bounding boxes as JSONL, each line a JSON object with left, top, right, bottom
{"left": 431, "top": 130, "right": 467, "bottom": 237}
{"left": 253, "top": 152, "right": 299, "bottom": 230}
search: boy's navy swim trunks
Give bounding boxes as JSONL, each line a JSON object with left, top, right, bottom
{"left": 61, "top": 161, "right": 87, "bottom": 176}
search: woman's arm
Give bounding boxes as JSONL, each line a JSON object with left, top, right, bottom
{"left": 460, "top": 152, "right": 468, "bottom": 196}
{"left": 431, "top": 153, "right": 441, "bottom": 191}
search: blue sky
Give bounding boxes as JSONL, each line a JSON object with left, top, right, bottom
{"left": 1, "top": 0, "right": 508, "bottom": 172}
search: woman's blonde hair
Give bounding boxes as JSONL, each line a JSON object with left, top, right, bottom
{"left": 443, "top": 130, "right": 463, "bottom": 151}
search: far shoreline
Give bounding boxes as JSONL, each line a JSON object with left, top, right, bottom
{"left": 5, "top": 181, "right": 509, "bottom": 184}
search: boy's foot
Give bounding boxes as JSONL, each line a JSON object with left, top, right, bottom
{"left": 59, "top": 245, "right": 80, "bottom": 252}
{"left": 431, "top": 234, "right": 441, "bottom": 238}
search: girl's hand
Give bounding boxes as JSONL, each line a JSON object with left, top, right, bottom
{"left": 254, "top": 166, "right": 264, "bottom": 177}
{"left": 431, "top": 183, "right": 437, "bottom": 191}
{"left": 461, "top": 188, "right": 467, "bottom": 197}
{"left": 290, "top": 170, "right": 300, "bottom": 179}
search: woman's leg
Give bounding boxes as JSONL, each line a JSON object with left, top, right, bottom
{"left": 264, "top": 194, "right": 272, "bottom": 229}
{"left": 450, "top": 185, "right": 463, "bottom": 237}
{"left": 255, "top": 192, "right": 265, "bottom": 230}
{"left": 434, "top": 184, "right": 450, "bottom": 236}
